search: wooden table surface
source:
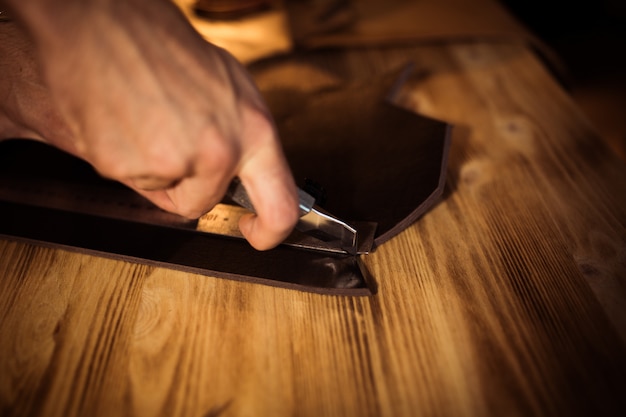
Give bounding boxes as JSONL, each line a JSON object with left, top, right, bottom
{"left": 1, "top": 41, "right": 626, "bottom": 417}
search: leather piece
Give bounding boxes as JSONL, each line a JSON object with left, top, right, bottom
{"left": 257, "top": 71, "right": 451, "bottom": 246}
{"left": 0, "top": 200, "right": 375, "bottom": 295}
{"left": 0, "top": 139, "right": 375, "bottom": 295}
{"left": 285, "top": 0, "right": 533, "bottom": 46}
{"left": 0, "top": 70, "right": 450, "bottom": 293}
{"left": 284, "top": 0, "right": 563, "bottom": 74}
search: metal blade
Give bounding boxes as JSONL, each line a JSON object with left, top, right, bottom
{"left": 226, "top": 178, "right": 371, "bottom": 255}
{"left": 297, "top": 206, "right": 358, "bottom": 255}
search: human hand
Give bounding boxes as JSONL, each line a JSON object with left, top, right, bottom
{"left": 2, "top": 0, "right": 299, "bottom": 250}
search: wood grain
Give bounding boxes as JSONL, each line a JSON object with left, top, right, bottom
{"left": 2, "top": 42, "right": 626, "bottom": 416}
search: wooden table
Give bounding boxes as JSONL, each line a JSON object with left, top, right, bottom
{"left": 1, "top": 40, "right": 625, "bottom": 417}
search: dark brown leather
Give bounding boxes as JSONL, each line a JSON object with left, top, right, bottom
{"left": 0, "top": 70, "right": 450, "bottom": 293}
{"left": 259, "top": 71, "right": 450, "bottom": 246}
{"left": 0, "top": 199, "right": 375, "bottom": 295}
{"left": 283, "top": 0, "right": 563, "bottom": 75}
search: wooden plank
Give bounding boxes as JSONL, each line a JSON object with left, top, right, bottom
{"left": 1, "top": 42, "right": 625, "bottom": 417}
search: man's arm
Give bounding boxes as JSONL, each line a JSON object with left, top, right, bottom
{"left": 1, "top": 0, "right": 299, "bottom": 250}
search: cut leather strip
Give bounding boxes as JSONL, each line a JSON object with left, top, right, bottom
{"left": 0, "top": 199, "right": 375, "bottom": 296}
{"left": 0, "top": 140, "right": 374, "bottom": 295}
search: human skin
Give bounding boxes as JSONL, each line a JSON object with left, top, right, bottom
{"left": 0, "top": 0, "right": 299, "bottom": 250}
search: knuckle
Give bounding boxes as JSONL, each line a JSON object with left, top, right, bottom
{"left": 148, "top": 152, "right": 191, "bottom": 180}
{"left": 174, "top": 193, "right": 220, "bottom": 220}
{"left": 90, "top": 151, "right": 127, "bottom": 180}
{"left": 176, "top": 205, "right": 205, "bottom": 220}
{"left": 167, "top": 193, "right": 206, "bottom": 219}
{"left": 91, "top": 138, "right": 194, "bottom": 183}
{"left": 141, "top": 138, "right": 194, "bottom": 178}
{"left": 199, "top": 130, "right": 240, "bottom": 174}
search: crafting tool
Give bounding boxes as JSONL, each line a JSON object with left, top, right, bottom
{"left": 226, "top": 178, "right": 373, "bottom": 255}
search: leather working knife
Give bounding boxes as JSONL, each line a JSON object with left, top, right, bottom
{"left": 227, "top": 178, "right": 361, "bottom": 255}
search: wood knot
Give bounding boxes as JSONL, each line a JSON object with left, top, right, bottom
{"left": 460, "top": 159, "right": 494, "bottom": 190}
{"left": 577, "top": 261, "right": 600, "bottom": 277}
{"left": 506, "top": 121, "right": 520, "bottom": 132}
{"left": 495, "top": 115, "right": 538, "bottom": 155}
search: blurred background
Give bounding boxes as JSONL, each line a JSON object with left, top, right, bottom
{"left": 501, "top": 0, "right": 626, "bottom": 160}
